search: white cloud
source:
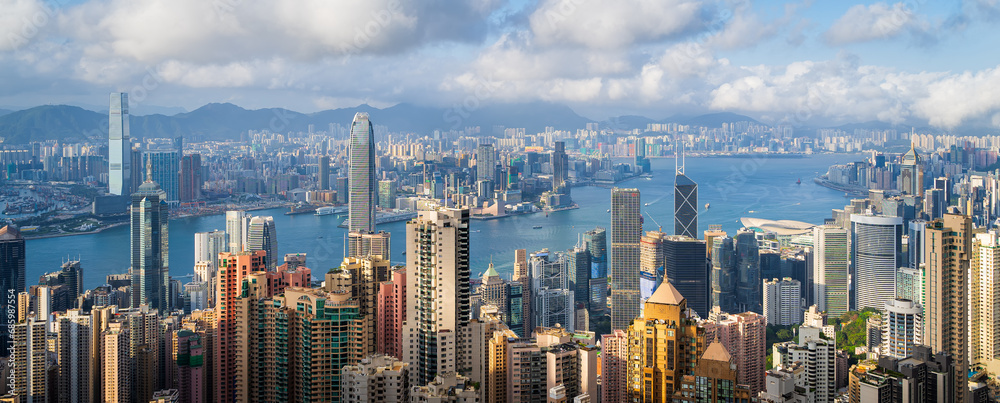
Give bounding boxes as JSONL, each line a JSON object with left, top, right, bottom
{"left": 0, "top": 0, "right": 52, "bottom": 52}
{"left": 528, "top": 0, "right": 707, "bottom": 49}
{"left": 823, "top": 2, "right": 922, "bottom": 45}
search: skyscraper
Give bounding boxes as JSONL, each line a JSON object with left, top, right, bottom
{"left": 403, "top": 207, "right": 471, "bottom": 386}
{"left": 735, "top": 229, "right": 761, "bottom": 313}
{"left": 215, "top": 250, "right": 267, "bottom": 403}
{"left": 477, "top": 143, "right": 495, "bottom": 187}
{"left": 246, "top": 216, "right": 277, "bottom": 270}
{"left": 512, "top": 248, "right": 531, "bottom": 336}
{"left": 763, "top": 278, "right": 802, "bottom": 326}
{"left": 131, "top": 161, "right": 169, "bottom": 313}
{"left": 711, "top": 236, "right": 737, "bottom": 313}
{"left": 179, "top": 153, "right": 202, "bottom": 202}
{"left": 193, "top": 230, "right": 226, "bottom": 278}
{"left": 0, "top": 225, "right": 25, "bottom": 354}
{"left": 813, "top": 225, "right": 849, "bottom": 317}
{"left": 349, "top": 112, "right": 376, "bottom": 233}
{"left": 851, "top": 214, "right": 903, "bottom": 311}
{"left": 143, "top": 150, "right": 181, "bottom": 202}
{"left": 881, "top": 298, "right": 922, "bottom": 359}
{"left": 582, "top": 228, "right": 608, "bottom": 313}
{"left": 899, "top": 143, "right": 922, "bottom": 197}
{"left": 347, "top": 230, "right": 390, "bottom": 259}
{"left": 610, "top": 188, "right": 641, "bottom": 331}
{"left": 225, "top": 210, "right": 249, "bottom": 253}
{"left": 674, "top": 145, "right": 698, "bottom": 238}
{"left": 318, "top": 155, "right": 330, "bottom": 190}
{"left": 551, "top": 141, "right": 568, "bottom": 194}
{"left": 924, "top": 214, "right": 971, "bottom": 402}
{"left": 972, "top": 230, "right": 1000, "bottom": 367}
{"left": 54, "top": 309, "right": 92, "bottom": 403}
{"left": 663, "top": 235, "right": 709, "bottom": 317}
{"left": 109, "top": 92, "right": 131, "bottom": 196}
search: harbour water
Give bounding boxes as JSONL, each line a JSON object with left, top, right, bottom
{"left": 29, "top": 154, "right": 862, "bottom": 289}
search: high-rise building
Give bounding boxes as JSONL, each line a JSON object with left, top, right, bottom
{"left": 626, "top": 281, "right": 706, "bottom": 399}
{"left": 512, "top": 249, "right": 531, "bottom": 336}
{"left": 376, "top": 268, "right": 406, "bottom": 360}
{"left": 600, "top": 329, "right": 627, "bottom": 403}
{"left": 214, "top": 250, "right": 266, "bottom": 403}
{"left": 131, "top": 162, "right": 169, "bottom": 312}
{"left": 54, "top": 309, "right": 91, "bottom": 403}
{"left": 763, "top": 278, "right": 802, "bottom": 326}
{"left": 551, "top": 141, "right": 568, "bottom": 194}
{"left": 530, "top": 250, "right": 574, "bottom": 331}
{"left": 477, "top": 144, "right": 495, "bottom": 187}
{"left": 773, "top": 326, "right": 838, "bottom": 402}
{"left": 664, "top": 235, "right": 709, "bottom": 317}
{"left": 193, "top": 230, "right": 225, "bottom": 279}
{"left": 11, "top": 317, "right": 50, "bottom": 402}
{"left": 173, "top": 329, "right": 206, "bottom": 403}
{"left": 851, "top": 214, "right": 904, "bottom": 311}
{"left": 735, "top": 229, "right": 761, "bottom": 313}
{"left": 349, "top": 112, "right": 376, "bottom": 233}
{"left": 347, "top": 230, "right": 390, "bottom": 259}
{"left": 143, "top": 150, "right": 180, "bottom": 202}
{"left": 378, "top": 179, "right": 396, "bottom": 209}
{"left": 341, "top": 355, "right": 410, "bottom": 402}
{"left": 582, "top": 228, "right": 607, "bottom": 312}
{"left": 328, "top": 256, "right": 389, "bottom": 358}
{"left": 895, "top": 266, "right": 923, "bottom": 306}
{"left": 705, "top": 309, "right": 767, "bottom": 396}
{"left": 908, "top": 219, "right": 927, "bottom": 270}
{"left": 404, "top": 207, "right": 471, "bottom": 386}
{"left": 881, "top": 298, "right": 922, "bottom": 359}
{"left": 109, "top": 92, "right": 131, "bottom": 196}
{"left": 972, "top": 230, "right": 1000, "bottom": 367}
{"left": 711, "top": 235, "right": 737, "bottom": 313}
{"left": 673, "top": 341, "right": 753, "bottom": 402}
{"left": 923, "top": 214, "right": 972, "bottom": 402}
{"left": 639, "top": 231, "right": 665, "bottom": 307}
{"left": 178, "top": 153, "right": 202, "bottom": 202}
{"left": 814, "top": 225, "right": 850, "bottom": 317}
{"left": 0, "top": 225, "right": 25, "bottom": 354}
{"left": 318, "top": 155, "right": 330, "bottom": 190}
{"left": 245, "top": 216, "right": 277, "bottom": 270}
{"left": 224, "top": 210, "right": 249, "bottom": 253}
{"left": 674, "top": 151, "right": 698, "bottom": 238}
{"left": 566, "top": 247, "right": 590, "bottom": 317}
{"left": 899, "top": 144, "right": 923, "bottom": 197}
{"left": 610, "top": 188, "right": 641, "bottom": 331}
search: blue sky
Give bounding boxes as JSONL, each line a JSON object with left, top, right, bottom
{"left": 1, "top": 0, "right": 999, "bottom": 128}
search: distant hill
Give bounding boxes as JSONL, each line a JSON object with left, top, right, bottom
{"left": 677, "top": 112, "right": 760, "bottom": 127}
{"left": 0, "top": 105, "right": 105, "bottom": 144}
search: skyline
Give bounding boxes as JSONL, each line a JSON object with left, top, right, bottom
{"left": 0, "top": 0, "right": 998, "bottom": 129}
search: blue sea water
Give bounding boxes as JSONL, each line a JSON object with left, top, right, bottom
{"left": 28, "top": 154, "right": 862, "bottom": 289}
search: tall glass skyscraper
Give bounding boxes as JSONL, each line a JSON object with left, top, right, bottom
{"left": 349, "top": 113, "right": 376, "bottom": 233}
{"left": 476, "top": 143, "right": 495, "bottom": 186}
{"left": 0, "top": 225, "right": 25, "bottom": 353}
{"left": 246, "top": 216, "right": 278, "bottom": 270}
{"left": 142, "top": 150, "right": 180, "bottom": 202}
{"left": 583, "top": 227, "right": 608, "bottom": 312}
{"left": 131, "top": 161, "right": 169, "bottom": 314}
{"left": 851, "top": 214, "right": 903, "bottom": 311}
{"left": 711, "top": 236, "right": 736, "bottom": 312}
{"left": 735, "top": 229, "right": 761, "bottom": 313}
{"left": 610, "top": 188, "right": 641, "bottom": 331}
{"left": 813, "top": 225, "right": 849, "bottom": 317}
{"left": 674, "top": 149, "right": 698, "bottom": 238}
{"left": 109, "top": 92, "right": 131, "bottom": 195}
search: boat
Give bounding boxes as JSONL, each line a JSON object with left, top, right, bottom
{"left": 796, "top": 178, "right": 802, "bottom": 185}
{"left": 315, "top": 206, "right": 347, "bottom": 216}
{"left": 285, "top": 204, "right": 318, "bottom": 215}
{"left": 532, "top": 225, "right": 542, "bottom": 229}
{"left": 704, "top": 203, "right": 710, "bottom": 209}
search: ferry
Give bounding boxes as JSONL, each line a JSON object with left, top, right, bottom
{"left": 532, "top": 225, "right": 543, "bottom": 229}
{"left": 705, "top": 203, "right": 710, "bottom": 209}
{"left": 315, "top": 206, "right": 348, "bottom": 216}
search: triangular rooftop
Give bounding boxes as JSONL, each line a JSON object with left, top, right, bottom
{"left": 0, "top": 225, "right": 21, "bottom": 241}
{"left": 701, "top": 340, "right": 732, "bottom": 362}
{"left": 647, "top": 281, "right": 685, "bottom": 306}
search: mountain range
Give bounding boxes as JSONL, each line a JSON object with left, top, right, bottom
{"left": 0, "top": 101, "right": 970, "bottom": 145}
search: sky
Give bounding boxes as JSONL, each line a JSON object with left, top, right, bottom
{"left": 2, "top": 0, "right": 1000, "bottom": 128}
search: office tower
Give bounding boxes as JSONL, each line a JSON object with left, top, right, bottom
{"left": 924, "top": 188, "right": 945, "bottom": 220}
{"left": 566, "top": 247, "right": 590, "bottom": 316}
{"left": 908, "top": 219, "right": 927, "bottom": 270}
{"left": 880, "top": 298, "right": 922, "bottom": 359}
{"left": 178, "top": 153, "right": 202, "bottom": 202}
{"left": 711, "top": 236, "right": 737, "bottom": 313}
{"left": 193, "top": 230, "right": 225, "bottom": 278}
{"left": 478, "top": 262, "right": 509, "bottom": 320}
{"left": 895, "top": 266, "right": 923, "bottom": 306}
{"left": 349, "top": 112, "right": 377, "bottom": 233}
{"left": 341, "top": 355, "right": 410, "bottom": 402}
{"left": 512, "top": 248, "right": 531, "bottom": 336}
{"left": 318, "top": 155, "right": 330, "bottom": 190}
{"left": 972, "top": 230, "right": 1000, "bottom": 366}
{"left": 582, "top": 228, "right": 607, "bottom": 312}
{"left": 214, "top": 250, "right": 266, "bottom": 403}
{"left": 131, "top": 162, "right": 170, "bottom": 312}
{"left": 674, "top": 151, "right": 698, "bottom": 238}
{"left": 404, "top": 207, "right": 471, "bottom": 386}
{"left": 224, "top": 210, "right": 249, "bottom": 253}
{"left": 0, "top": 225, "right": 25, "bottom": 354}
{"left": 245, "top": 216, "right": 277, "bottom": 270}
{"left": 331, "top": 256, "right": 389, "bottom": 358}
{"left": 735, "top": 229, "right": 761, "bottom": 313}
{"left": 610, "top": 188, "right": 641, "bottom": 331}
{"left": 705, "top": 310, "right": 767, "bottom": 396}
{"left": 142, "top": 150, "right": 180, "bottom": 202}
{"left": 477, "top": 143, "right": 495, "bottom": 185}
{"left": 639, "top": 231, "right": 665, "bottom": 307}
{"left": 109, "top": 92, "right": 131, "bottom": 195}
{"left": 634, "top": 137, "right": 650, "bottom": 173}
{"left": 814, "top": 225, "right": 850, "bottom": 317}
{"left": 551, "top": 141, "right": 568, "bottom": 194}
{"left": 10, "top": 317, "right": 49, "bottom": 402}
{"left": 376, "top": 268, "right": 406, "bottom": 359}
{"left": 347, "top": 230, "right": 390, "bottom": 259}
{"left": 899, "top": 144, "right": 923, "bottom": 196}
{"left": 626, "top": 282, "right": 705, "bottom": 399}
{"left": 923, "top": 213, "right": 971, "bottom": 402}
{"left": 673, "top": 341, "right": 753, "bottom": 402}
{"left": 600, "top": 329, "right": 627, "bottom": 403}
{"left": 773, "top": 326, "right": 838, "bottom": 402}
{"left": 851, "top": 214, "right": 904, "bottom": 311}
{"left": 664, "top": 235, "right": 709, "bottom": 317}
{"left": 530, "top": 251, "right": 574, "bottom": 330}
{"left": 763, "top": 278, "right": 802, "bottom": 325}
{"left": 378, "top": 179, "right": 396, "bottom": 208}
{"left": 54, "top": 309, "right": 91, "bottom": 403}
{"left": 336, "top": 177, "right": 349, "bottom": 204}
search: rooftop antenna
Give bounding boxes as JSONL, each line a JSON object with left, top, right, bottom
{"left": 675, "top": 136, "right": 685, "bottom": 175}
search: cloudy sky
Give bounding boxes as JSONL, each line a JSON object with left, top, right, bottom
{"left": 2, "top": 0, "right": 1000, "bottom": 128}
